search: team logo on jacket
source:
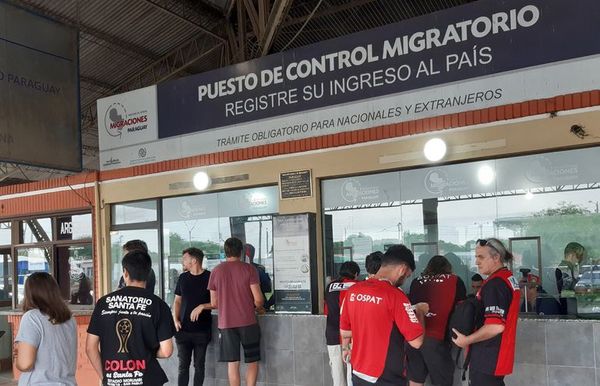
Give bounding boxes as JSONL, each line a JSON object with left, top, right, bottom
{"left": 116, "top": 319, "right": 133, "bottom": 353}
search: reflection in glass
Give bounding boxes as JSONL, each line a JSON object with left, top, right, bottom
{"left": 21, "top": 218, "right": 52, "bottom": 243}
{"left": 161, "top": 191, "right": 277, "bottom": 306}
{"left": 0, "top": 250, "right": 13, "bottom": 302}
{"left": 57, "top": 214, "right": 92, "bottom": 241}
{"left": 322, "top": 147, "right": 600, "bottom": 317}
{"left": 112, "top": 200, "right": 157, "bottom": 225}
{"left": 56, "top": 245, "right": 94, "bottom": 305}
{"left": 109, "top": 229, "right": 160, "bottom": 295}
{"left": 0, "top": 223, "right": 10, "bottom": 245}
{"left": 16, "top": 247, "right": 51, "bottom": 303}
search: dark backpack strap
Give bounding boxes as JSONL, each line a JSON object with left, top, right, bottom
{"left": 461, "top": 347, "right": 472, "bottom": 381}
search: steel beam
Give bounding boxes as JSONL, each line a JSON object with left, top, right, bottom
{"left": 144, "top": 0, "right": 227, "bottom": 42}
{"left": 259, "top": 0, "right": 293, "bottom": 56}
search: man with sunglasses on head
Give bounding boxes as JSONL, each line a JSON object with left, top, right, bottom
{"left": 452, "top": 238, "right": 520, "bottom": 386}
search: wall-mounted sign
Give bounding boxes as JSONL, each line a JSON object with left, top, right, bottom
{"left": 273, "top": 213, "right": 317, "bottom": 313}
{"left": 57, "top": 216, "right": 73, "bottom": 240}
{"left": 280, "top": 170, "right": 312, "bottom": 199}
{"left": 99, "top": 0, "right": 600, "bottom": 170}
{"left": 0, "top": 2, "right": 80, "bottom": 171}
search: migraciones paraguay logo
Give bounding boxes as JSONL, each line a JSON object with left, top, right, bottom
{"left": 104, "top": 102, "right": 149, "bottom": 138}
{"left": 341, "top": 178, "right": 380, "bottom": 203}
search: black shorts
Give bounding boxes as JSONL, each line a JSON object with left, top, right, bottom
{"left": 469, "top": 368, "right": 505, "bottom": 386}
{"left": 218, "top": 324, "right": 261, "bottom": 363}
{"left": 406, "top": 337, "right": 454, "bottom": 386}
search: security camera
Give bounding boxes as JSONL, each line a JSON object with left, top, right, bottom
{"left": 570, "top": 124, "right": 588, "bottom": 139}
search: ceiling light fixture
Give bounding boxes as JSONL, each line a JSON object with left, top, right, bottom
{"left": 423, "top": 138, "right": 447, "bottom": 162}
{"left": 193, "top": 171, "right": 211, "bottom": 191}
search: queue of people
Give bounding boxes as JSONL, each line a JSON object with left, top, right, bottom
{"left": 326, "top": 238, "right": 521, "bottom": 386}
{"left": 12, "top": 236, "right": 524, "bottom": 386}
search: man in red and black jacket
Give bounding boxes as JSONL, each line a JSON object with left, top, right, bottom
{"left": 324, "top": 261, "right": 360, "bottom": 386}
{"left": 452, "top": 238, "right": 520, "bottom": 386}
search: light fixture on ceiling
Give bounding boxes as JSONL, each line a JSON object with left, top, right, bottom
{"left": 477, "top": 165, "right": 495, "bottom": 185}
{"left": 193, "top": 171, "right": 211, "bottom": 191}
{"left": 423, "top": 138, "right": 447, "bottom": 162}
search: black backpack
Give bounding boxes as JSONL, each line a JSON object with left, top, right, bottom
{"left": 447, "top": 295, "right": 483, "bottom": 379}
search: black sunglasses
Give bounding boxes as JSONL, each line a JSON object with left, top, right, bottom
{"left": 476, "top": 238, "right": 502, "bottom": 255}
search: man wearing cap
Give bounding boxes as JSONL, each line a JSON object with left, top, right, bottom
{"left": 520, "top": 274, "right": 561, "bottom": 315}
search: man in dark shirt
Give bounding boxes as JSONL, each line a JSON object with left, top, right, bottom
{"left": 452, "top": 238, "right": 520, "bottom": 386}
{"left": 86, "top": 250, "right": 175, "bottom": 386}
{"left": 470, "top": 273, "right": 484, "bottom": 297}
{"left": 172, "top": 247, "right": 213, "bottom": 386}
{"left": 117, "top": 239, "right": 157, "bottom": 294}
{"left": 365, "top": 251, "right": 383, "bottom": 278}
{"left": 324, "top": 261, "right": 360, "bottom": 386}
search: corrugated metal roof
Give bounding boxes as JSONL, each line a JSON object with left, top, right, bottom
{"left": 4, "top": 0, "right": 478, "bottom": 182}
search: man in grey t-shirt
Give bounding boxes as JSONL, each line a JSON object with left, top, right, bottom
{"left": 15, "top": 308, "right": 77, "bottom": 385}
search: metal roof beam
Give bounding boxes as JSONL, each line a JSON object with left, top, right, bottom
{"left": 80, "top": 76, "right": 114, "bottom": 91}
{"left": 260, "top": 0, "right": 293, "bottom": 56}
{"left": 282, "top": 0, "right": 377, "bottom": 28}
{"left": 143, "top": 0, "right": 227, "bottom": 42}
{"left": 13, "top": 0, "right": 160, "bottom": 62}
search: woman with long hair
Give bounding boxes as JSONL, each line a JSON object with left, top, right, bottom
{"left": 15, "top": 272, "right": 77, "bottom": 385}
{"left": 407, "top": 255, "right": 467, "bottom": 386}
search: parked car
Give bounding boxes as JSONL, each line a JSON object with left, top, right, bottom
{"left": 574, "top": 271, "right": 600, "bottom": 294}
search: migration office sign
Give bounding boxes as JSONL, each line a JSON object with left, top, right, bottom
{"left": 0, "top": 3, "right": 80, "bottom": 171}
{"left": 98, "top": 0, "right": 600, "bottom": 170}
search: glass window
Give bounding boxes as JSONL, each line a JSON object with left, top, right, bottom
{"left": 15, "top": 247, "right": 51, "bottom": 303}
{"left": 322, "top": 146, "right": 600, "bottom": 318}
{"left": 0, "top": 249, "right": 13, "bottom": 303}
{"left": 56, "top": 245, "right": 93, "bottom": 305}
{"left": 112, "top": 200, "right": 157, "bottom": 225}
{"left": 110, "top": 229, "right": 160, "bottom": 295}
{"left": 57, "top": 214, "right": 92, "bottom": 241}
{"left": 0, "top": 223, "right": 10, "bottom": 245}
{"left": 21, "top": 218, "right": 52, "bottom": 243}
{"left": 161, "top": 188, "right": 278, "bottom": 306}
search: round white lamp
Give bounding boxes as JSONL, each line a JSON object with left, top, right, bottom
{"left": 423, "top": 138, "right": 447, "bottom": 162}
{"left": 193, "top": 171, "right": 211, "bottom": 191}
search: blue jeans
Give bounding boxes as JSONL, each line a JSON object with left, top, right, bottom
{"left": 176, "top": 330, "right": 211, "bottom": 386}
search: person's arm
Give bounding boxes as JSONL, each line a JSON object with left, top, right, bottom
{"left": 395, "top": 293, "right": 425, "bottom": 349}
{"left": 453, "top": 277, "right": 510, "bottom": 348}
{"left": 407, "top": 333, "right": 425, "bottom": 349}
{"left": 210, "top": 290, "right": 218, "bottom": 309}
{"left": 340, "top": 329, "right": 352, "bottom": 362}
{"left": 156, "top": 338, "right": 173, "bottom": 358}
{"left": 452, "top": 324, "right": 505, "bottom": 348}
{"left": 85, "top": 333, "right": 103, "bottom": 379}
{"left": 172, "top": 295, "right": 182, "bottom": 331}
{"left": 15, "top": 342, "right": 36, "bottom": 372}
{"left": 190, "top": 302, "right": 215, "bottom": 322}
{"left": 250, "top": 283, "right": 265, "bottom": 309}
